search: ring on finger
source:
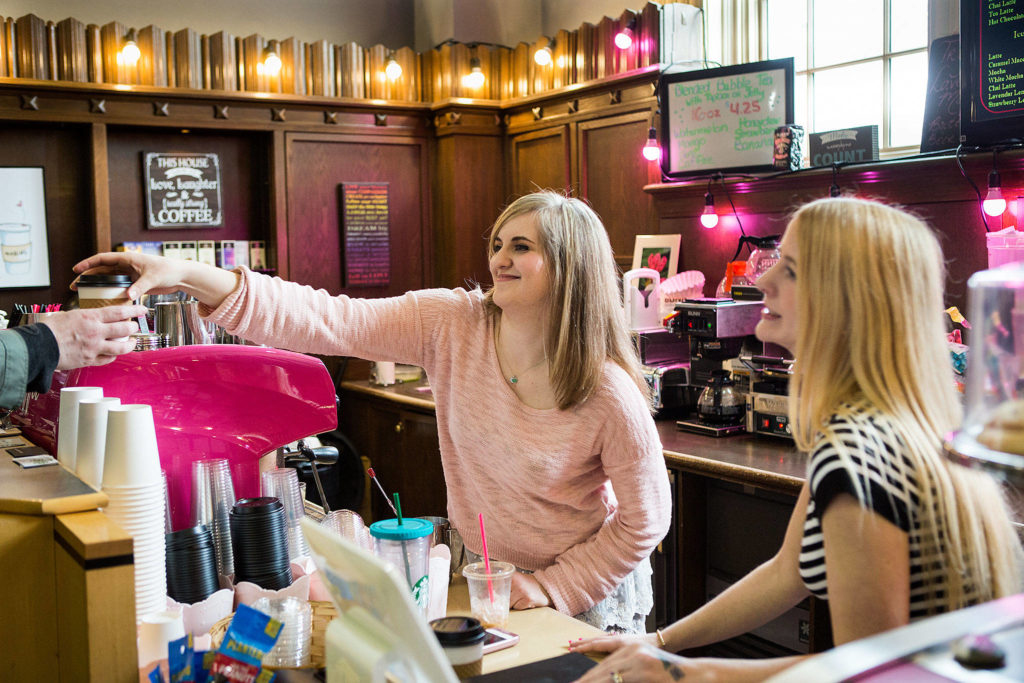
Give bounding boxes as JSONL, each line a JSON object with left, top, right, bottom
{"left": 611, "top": 672, "right": 624, "bottom": 683}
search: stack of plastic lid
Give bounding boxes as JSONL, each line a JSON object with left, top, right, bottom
{"left": 191, "top": 459, "right": 236, "bottom": 577}
{"left": 230, "top": 497, "right": 293, "bottom": 589}
{"left": 252, "top": 597, "right": 312, "bottom": 667}
{"left": 261, "top": 468, "right": 310, "bottom": 560}
{"left": 165, "top": 525, "right": 220, "bottom": 605}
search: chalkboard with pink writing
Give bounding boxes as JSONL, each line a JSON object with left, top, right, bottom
{"left": 659, "top": 58, "right": 794, "bottom": 178}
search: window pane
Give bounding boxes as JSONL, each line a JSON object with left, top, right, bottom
{"left": 813, "top": 62, "right": 883, "bottom": 134}
{"left": 795, "top": 73, "right": 808, "bottom": 130}
{"left": 890, "top": 51, "right": 928, "bottom": 147}
{"left": 813, "top": 0, "right": 882, "bottom": 66}
{"left": 767, "top": 0, "right": 807, "bottom": 71}
{"left": 890, "top": 0, "right": 928, "bottom": 53}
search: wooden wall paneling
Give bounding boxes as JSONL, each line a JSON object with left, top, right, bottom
{"left": 336, "top": 42, "right": 366, "bottom": 99}
{"left": 432, "top": 109, "right": 505, "bottom": 288}
{"left": 46, "top": 21, "right": 57, "bottom": 81}
{"left": 138, "top": 25, "right": 168, "bottom": 87}
{"left": 100, "top": 21, "right": 130, "bottom": 85}
{"left": 449, "top": 42, "right": 470, "bottom": 99}
{"left": 496, "top": 46, "right": 514, "bottom": 101}
{"left": 241, "top": 34, "right": 267, "bottom": 92}
{"left": 511, "top": 43, "right": 530, "bottom": 99}
{"left": 0, "top": 17, "right": 8, "bottom": 77}
{"left": 174, "top": 28, "right": 203, "bottom": 89}
{"left": 366, "top": 44, "right": 386, "bottom": 99}
{"left": 577, "top": 23, "right": 596, "bottom": 83}
{"left": 270, "top": 129, "right": 288, "bottom": 280}
{"left": 105, "top": 128, "right": 265, "bottom": 249}
{"left": 208, "top": 31, "right": 237, "bottom": 91}
{"left": 3, "top": 18, "right": 17, "bottom": 78}
{"left": 394, "top": 46, "right": 421, "bottom": 102}
{"left": 509, "top": 125, "right": 572, "bottom": 197}
{"left": 308, "top": 40, "right": 335, "bottom": 97}
{"left": 284, "top": 132, "right": 431, "bottom": 295}
{"left": 166, "top": 30, "right": 177, "bottom": 87}
{"left": 530, "top": 37, "right": 553, "bottom": 95}
{"left": 15, "top": 14, "right": 48, "bottom": 80}
{"left": 639, "top": 2, "right": 662, "bottom": 68}
{"left": 85, "top": 24, "right": 101, "bottom": 82}
{"left": 280, "top": 37, "right": 306, "bottom": 95}
{"left": 91, "top": 123, "right": 111, "bottom": 254}
{"left": 595, "top": 16, "right": 615, "bottom": 80}
{"left": 55, "top": 17, "right": 88, "bottom": 83}
{"left": 578, "top": 110, "right": 660, "bottom": 261}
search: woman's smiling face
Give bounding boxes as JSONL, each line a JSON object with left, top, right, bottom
{"left": 489, "top": 213, "right": 550, "bottom": 313}
{"left": 754, "top": 229, "right": 798, "bottom": 352}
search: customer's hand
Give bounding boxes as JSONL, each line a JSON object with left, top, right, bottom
{"left": 572, "top": 642, "right": 697, "bottom": 683}
{"left": 42, "top": 305, "right": 146, "bottom": 370}
{"left": 510, "top": 572, "right": 551, "bottom": 609}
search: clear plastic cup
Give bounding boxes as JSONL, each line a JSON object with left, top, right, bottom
{"left": 369, "top": 518, "right": 433, "bottom": 613}
{"left": 252, "top": 597, "right": 312, "bottom": 668}
{"left": 191, "top": 459, "right": 236, "bottom": 577}
{"left": 320, "top": 509, "right": 367, "bottom": 548}
{"left": 462, "top": 561, "right": 514, "bottom": 629}
{"left": 261, "top": 468, "right": 309, "bottom": 559}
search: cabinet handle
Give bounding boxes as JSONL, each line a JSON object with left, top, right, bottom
{"left": 394, "top": 421, "right": 404, "bottom": 434}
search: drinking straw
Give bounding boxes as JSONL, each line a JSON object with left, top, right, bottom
{"left": 368, "top": 467, "right": 399, "bottom": 515}
{"left": 394, "top": 492, "right": 414, "bottom": 589}
{"left": 478, "top": 512, "right": 495, "bottom": 604}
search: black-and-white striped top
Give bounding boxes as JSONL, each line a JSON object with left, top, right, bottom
{"left": 798, "top": 408, "right": 948, "bottom": 620}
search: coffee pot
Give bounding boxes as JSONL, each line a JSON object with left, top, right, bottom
{"left": 623, "top": 267, "right": 663, "bottom": 331}
{"left": 697, "top": 369, "right": 745, "bottom": 426}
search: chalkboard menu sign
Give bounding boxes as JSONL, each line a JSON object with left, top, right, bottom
{"left": 960, "top": 0, "right": 1024, "bottom": 146}
{"left": 920, "top": 35, "right": 960, "bottom": 153}
{"left": 340, "top": 182, "right": 390, "bottom": 287}
{"left": 659, "top": 58, "right": 794, "bottom": 178}
{"left": 144, "top": 153, "right": 223, "bottom": 229}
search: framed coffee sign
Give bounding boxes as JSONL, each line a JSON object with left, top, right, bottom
{"left": 144, "top": 152, "right": 224, "bottom": 228}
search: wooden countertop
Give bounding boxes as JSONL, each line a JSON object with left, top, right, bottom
{"left": 0, "top": 436, "right": 109, "bottom": 515}
{"left": 447, "top": 579, "right": 602, "bottom": 674}
{"left": 340, "top": 378, "right": 807, "bottom": 495}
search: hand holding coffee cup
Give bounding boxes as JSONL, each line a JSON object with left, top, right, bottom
{"left": 42, "top": 306, "right": 146, "bottom": 369}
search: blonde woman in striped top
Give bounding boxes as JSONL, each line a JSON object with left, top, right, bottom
{"left": 572, "top": 197, "right": 1023, "bottom": 682}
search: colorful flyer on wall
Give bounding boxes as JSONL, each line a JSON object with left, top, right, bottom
{"left": 0, "top": 167, "right": 50, "bottom": 288}
{"left": 341, "top": 182, "right": 390, "bottom": 287}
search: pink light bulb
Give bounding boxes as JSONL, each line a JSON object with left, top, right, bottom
{"left": 984, "top": 186, "right": 1007, "bottom": 217}
{"left": 615, "top": 29, "right": 633, "bottom": 50}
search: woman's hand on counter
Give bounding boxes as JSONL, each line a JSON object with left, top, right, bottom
{"left": 510, "top": 572, "right": 552, "bottom": 610}
{"left": 569, "top": 631, "right": 655, "bottom": 655}
{"left": 572, "top": 642, "right": 698, "bottom": 683}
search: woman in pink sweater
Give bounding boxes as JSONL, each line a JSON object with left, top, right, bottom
{"left": 74, "top": 191, "right": 671, "bottom": 633}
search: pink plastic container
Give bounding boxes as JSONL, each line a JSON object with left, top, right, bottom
{"left": 15, "top": 345, "right": 338, "bottom": 530}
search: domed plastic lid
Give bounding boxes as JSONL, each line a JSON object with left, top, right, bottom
{"left": 429, "top": 616, "right": 485, "bottom": 646}
{"left": 369, "top": 517, "right": 433, "bottom": 540}
{"left": 77, "top": 273, "right": 133, "bottom": 286}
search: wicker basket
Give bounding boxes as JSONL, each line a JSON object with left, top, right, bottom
{"left": 209, "top": 600, "right": 338, "bottom": 669}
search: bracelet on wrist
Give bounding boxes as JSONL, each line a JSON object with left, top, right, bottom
{"left": 656, "top": 628, "right": 667, "bottom": 649}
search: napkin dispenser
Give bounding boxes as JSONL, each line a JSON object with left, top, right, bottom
{"left": 13, "top": 345, "right": 338, "bottom": 530}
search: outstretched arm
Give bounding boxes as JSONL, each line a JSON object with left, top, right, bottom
{"left": 73, "top": 252, "right": 240, "bottom": 309}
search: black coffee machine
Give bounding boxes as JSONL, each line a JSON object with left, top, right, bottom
{"left": 669, "top": 298, "right": 763, "bottom": 436}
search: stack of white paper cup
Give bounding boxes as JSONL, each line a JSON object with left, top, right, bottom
{"left": 74, "top": 396, "right": 121, "bottom": 489}
{"left": 57, "top": 386, "right": 103, "bottom": 470}
{"left": 101, "top": 404, "right": 167, "bottom": 620}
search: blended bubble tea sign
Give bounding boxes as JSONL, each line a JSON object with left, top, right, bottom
{"left": 659, "top": 58, "right": 794, "bottom": 178}
{"left": 0, "top": 167, "right": 50, "bottom": 287}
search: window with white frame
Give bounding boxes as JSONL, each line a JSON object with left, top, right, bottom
{"left": 704, "top": 0, "right": 931, "bottom": 156}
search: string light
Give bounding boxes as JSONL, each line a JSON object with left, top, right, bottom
{"left": 385, "top": 52, "right": 403, "bottom": 80}
{"left": 462, "top": 56, "right": 485, "bottom": 89}
{"left": 700, "top": 192, "right": 719, "bottom": 229}
{"left": 262, "top": 41, "right": 282, "bottom": 77}
{"left": 120, "top": 29, "right": 141, "bottom": 66}
{"left": 642, "top": 127, "right": 661, "bottom": 161}
{"left": 983, "top": 169, "right": 1007, "bottom": 217}
{"left": 534, "top": 38, "right": 554, "bottom": 66}
{"left": 615, "top": 18, "right": 637, "bottom": 50}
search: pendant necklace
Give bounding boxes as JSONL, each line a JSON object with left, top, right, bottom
{"left": 498, "top": 322, "right": 547, "bottom": 384}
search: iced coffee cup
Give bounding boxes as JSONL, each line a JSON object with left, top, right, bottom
{"left": 462, "top": 561, "right": 514, "bottom": 629}
{"left": 76, "top": 273, "right": 133, "bottom": 308}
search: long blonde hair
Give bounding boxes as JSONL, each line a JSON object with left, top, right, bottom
{"left": 789, "top": 197, "right": 1023, "bottom": 611}
{"left": 483, "top": 191, "right": 648, "bottom": 410}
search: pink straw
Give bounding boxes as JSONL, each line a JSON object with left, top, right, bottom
{"left": 478, "top": 512, "right": 495, "bottom": 604}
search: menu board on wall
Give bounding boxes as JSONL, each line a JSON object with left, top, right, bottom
{"left": 144, "top": 153, "right": 223, "bottom": 229}
{"left": 961, "top": 0, "right": 1024, "bottom": 146}
{"left": 659, "top": 58, "right": 794, "bottom": 178}
{"left": 341, "top": 182, "right": 390, "bottom": 287}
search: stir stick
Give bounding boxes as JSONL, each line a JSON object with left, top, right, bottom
{"left": 394, "top": 492, "right": 414, "bottom": 589}
{"left": 478, "top": 512, "right": 495, "bottom": 604}
{"left": 368, "top": 467, "right": 399, "bottom": 515}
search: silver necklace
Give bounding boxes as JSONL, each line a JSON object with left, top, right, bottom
{"left": 498, "top": 323, "right": 547, "bottom": 384}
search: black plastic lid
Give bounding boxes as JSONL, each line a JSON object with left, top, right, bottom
{"left": 430, "top": 617, "right": 485, "bottom": 646}
{"left": 77, "top": 273, "right": 133, "bottom": 286}
{"left": 231, "top": 497, "right": 283, "bottom": 515}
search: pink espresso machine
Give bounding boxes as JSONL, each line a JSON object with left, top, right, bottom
{"left": 13, "top": 345, "right": 338, "bottom": 530}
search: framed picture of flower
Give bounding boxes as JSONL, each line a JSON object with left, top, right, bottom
{"left": 631, "top": 234, "right": 680, "bottom": 282}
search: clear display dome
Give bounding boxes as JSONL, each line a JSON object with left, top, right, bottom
{"left": 948, "top": 262, "right": 1024, "bottom": 483}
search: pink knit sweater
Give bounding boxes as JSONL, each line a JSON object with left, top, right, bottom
{"left": 204, "top": 269, "right": 672, "bottom": 616}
